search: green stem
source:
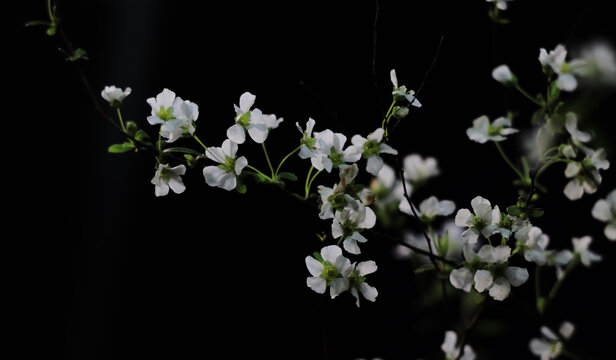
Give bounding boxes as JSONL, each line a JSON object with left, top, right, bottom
{"left": 514, "top": 83, "right": 543, "bottom": 106}
{"left": 116, "top": 108, "right": 127, "bottom": 132}
{"left": 304, "top": 166, "right": 322, "bottom": 199}
{"left": 495, "top": 142, "right": 526, "bottom": 182}
{"left": 246, "top": 165, "right": 272, "bottom": 181}
{"left": 193, "top": 134, "right": 208, "bottom": 151}
{"left": 275, "top": 145, "right": 301, "bottom": 177}
{"left": 381, "top": 99, "right": 397, "bottom": 139}
{"left": 547, "top": 256, "right": 580, "bottom": 305}
{"left": 47, "top": 0, "right": 55, "bottom": 23}
{"left": 262, "top": 142, "right": 275, "bottom": 178}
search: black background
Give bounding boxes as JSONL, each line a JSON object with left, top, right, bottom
{"left": 9, "top": 1, "right": 616, "bottom": 359}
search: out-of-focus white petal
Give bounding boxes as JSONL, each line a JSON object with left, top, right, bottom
{"left": 488, "top": 277, "right": 511, "bottom": 301}
{"left": 450, "top": 268, "right": 473, "bottom": 293}
{"left": 505, "top": 267, "right": 529, "bottom": 287}
{"left": 474, "top": 270, "right": 493, "bottom": 292}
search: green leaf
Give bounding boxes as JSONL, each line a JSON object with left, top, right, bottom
{"left": 277, "top": 172, "right": 298, "bottom": 181}
{"left": 135, "top": 129, "right": 150, "bottom": 142}
{"left": 507, "top": 205, "right": 522, "bottom": 216}
{"left": 531, "top": 108, "right": 545, "bottom": 125}
{"left": 526, "top": 207, "right": 544, "bottom": 218}
{"left": 108, "top": 142, "right": 135, "bottom": 153}
{"left": 163, "top": 147, "right": 201, "bottom": 156}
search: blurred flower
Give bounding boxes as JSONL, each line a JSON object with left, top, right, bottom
{"left": 467, "top": 115, "right": 518, "bottom": 143}
{"left": 572, "top": 236, "right": 602, "bottom": 267}
{"left": 529, "top": 321, "right": 575, "bottom": 360}
{"left": 592, "top": 189, "right": 616, "bottom": 240}
{"left": 492, "top": 64, "right": 516, "bottom": 85}
{"left": 402, "top": 153, "right": 439, "bottom": 187}
{"left": 442, "top": 330, "right": 476, "bottom": 360}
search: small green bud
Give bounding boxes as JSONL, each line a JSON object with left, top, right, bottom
{"left": 393, "top": 106, "right": 409, "bottom": 119}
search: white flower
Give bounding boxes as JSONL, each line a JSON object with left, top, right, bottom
{"left": 147, "top": 88, "right": 182, "bottom": 125}
{"left": 296, "top": 118, "right": 317, "bottom": 159}
{"left": 441, "top": 331, "right": 476, "bottom": 360}
{"left": 311, "top": 129, "right": 348, "bottom": 173}
{"left": 529, "top": 321, "right": 575, "bottom": 360}
{"left": 486, "top": 0, "right": 513, "bottom": 11}
{"left": 563, "top": 148, "right": 609, "bottom": 200}
{"left": 515, "top": 225, "right": 550, "bottom": 265}
{"left": 450, "top": 267, "right": 474, "bottom": 293}
{"left": 332, "top": 201, "right": 377, "bottom": 254}
{"left": 101, "top": 85, "right": 131, "bottom": 107}
{"left": 305, "top": 245, "right": 353, "bottom": 298}
{"left": 479, "top": 245, "right": 528, "bottom": 301}
{"left": 492, "top": 64, "right": 516, "bottom": 85}
{"left": 227, "top": 92, "right": 282, "bottom": 144}
{"left": 592, "top": 189, "right": 616, "bottom": 240}
{"left": 390, "top": 69, "right": 421, "bottom": 107}
{"left": 564, "top": 113, "right": 591, "bottom": 145}
{"left": 455, "top": 196, "right": 501, "bottom": 244}
{"left": 348, "top": 260, "right": 378, "bottom": 307}
{"left": 539, "top": 44, "right": 585, "bottom": 91}
{"left": 572, "top": 236, "right": 602, "bottom": 267}
{"left": 202, "top": 139, "right": 248, "bottom": 191}
{"left": 402, "top": 153, "right": 439, "bottom": 186}
{"left": 160, "top": 99, "right": 199, "bottom": 143}
{"left": 343, "top": 128, "right": 398, "bottom": 176}
{"left": 399, "top": 195, "right": 455, "bottom": 223}
{"left": 467, "top": 115, "right": 518, "bottom": 143}
{"left": 575, "top": 41, "right": 616, "bottom": 86}
{"left": 151, "top": 163, "right": 186, "bottom": 197}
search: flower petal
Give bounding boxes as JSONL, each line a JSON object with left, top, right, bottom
{"left": 227, "top": 124, "right": 246, "bottom": 144}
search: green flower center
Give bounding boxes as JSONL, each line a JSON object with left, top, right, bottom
{"left": 488, "top": 124, "right": 503, "bottom": 136}
{"left": 473, "top": 215, "right": 486, "bottom": 230}
{"left": 348, "top": 270, "right": 366, "bottom": 289}
{"left": 157, "top": 105, "right": 175, "bottom": 121}
{"left": 322, "top": 264, "right": 339, "bottom": 282}
{"left": 219, "top": 156, "right": 236, "bottom": 173}
{"left": 236, "top": 111, "right": 252, "bottom": 128}
{"left": 301, "top": 135, "right": 316, "bottom": 150}
{"left": 328, "top": 194, "right": 347, "bottom": 211}
{"left": 328, "top": 147, "right": 345, "bottom": 167}
{"left": 362, "top": 140, "right": 381, "bottom": 158}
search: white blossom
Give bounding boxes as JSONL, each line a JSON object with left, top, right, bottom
{"left": 467, "top": 115, "right": 518, "bottom": 143}
{"left": 575, "top": 41, "right": 616, "bottom": 86}
{"left": 202, "top": 139, "right": 248, "bottom": 191}
{"left": 450, "top": 267, "right": 474, "bottom": 293}
{"left": 539, "top": 44, "right": 586, "bottom": 91}
{"left": 311, "top": 129, "right": 348, "bottom": 173}
{"left": 348, "top": 260, "right": 378, "bottom": 307}
{"left": 455, "top": 196, "right": 502, "bottom": 244}
{"left": 492, "top": 64, "right": 516, "bottom": 85}
{"left": 486, "top": 0, "right": 513, "bottom": 11}
{"left": 343, "top": 128, "right": 398, "bottom": 175}
{"left": 146, "top": 88, "right": 182, "bottom": 126}
{"left": 332, "top": 201, "right": 377, "bottom": 254}
{"left": 296, "top": 117, "right": 317, "bottom": 159}
{"left": 563, "top": 147, "right": 609, "bottom": 200}
{"left": 151, "top": 163, "right": 186, "bottom": 197}
{"left": 227, "top": 92, "right": 282, "bottom": 144}
{"left": 592, "top": 189, "right": 616, "bottom": 240}
{"left": 572, "top": 236, "right": 602, "bottom": 267}
{"left": 399, "top": 195, "right": 455, "bottom": 222}
{"left": 564, "top": 113, "right": 591, "bottom": 145}
{"left": 390, "top": 69, "right": 421, "bottom": 107}
{"left": 305, "top": 245, "right": 353, "bottom": 298}
{"left": 515, "top": 225, "right": 550, "bottom": 265}
{"left": 529, "top": 321, "right": 575, "bottom": 360}
{"left": 441, "top": 330, "right": 476, "bottom": 360}
{"left": 402, "top": 153, "right": 439, "bottom": 186}
{"left": 101, "top": 85, "right": 131, "bottom": 107}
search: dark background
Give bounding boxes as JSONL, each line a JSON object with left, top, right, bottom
{"left": 9, "top": 1, "right": 616, "bottom": 359}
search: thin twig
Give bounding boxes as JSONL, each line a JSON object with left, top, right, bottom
{"left": 366, "top": 229, "right": 458, "bottom": 266}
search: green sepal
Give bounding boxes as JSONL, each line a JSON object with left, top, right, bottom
{"left": 414, "top": 264, "right": 435, "bottom": 274}
{"left": 108, "top": 141, "right": 135, "bottom": 153}
{"left": 236, "top": 182, "right": 247, "bottom": 194}
{"left": 184, "top": 154, "right": 198, "bottom": 168}
{"left": 277, "top": 172, "right": 298, "bottom": 182}
{"left": 313, "top": 252, "right": 325, "bottom": 263}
